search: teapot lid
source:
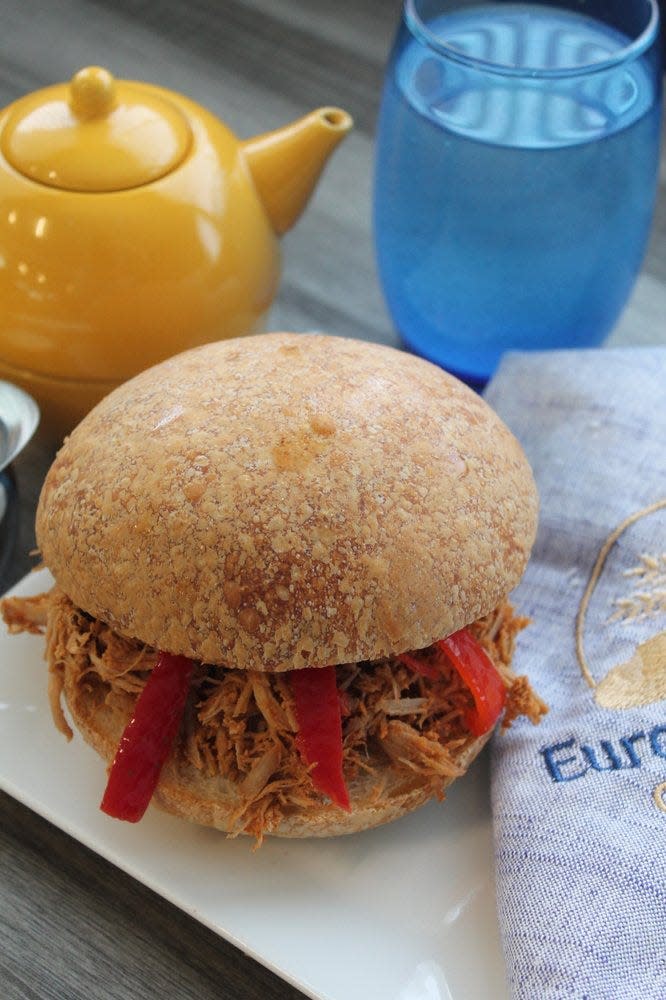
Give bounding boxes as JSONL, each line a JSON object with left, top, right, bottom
{"left": 0, "top": 66, "right": 192, "bottom": 192}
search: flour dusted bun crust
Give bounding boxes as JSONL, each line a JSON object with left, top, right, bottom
{"left": 36, "top": 332, "right": 537, "bottom": 671}
{"left": 6, "top": 333, "right": 545, "bottom": 841}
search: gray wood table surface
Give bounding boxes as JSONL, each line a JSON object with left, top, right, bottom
{"left": 0, "top": 2, "right": 664, "bottom": 999}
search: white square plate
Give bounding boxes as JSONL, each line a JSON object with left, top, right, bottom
{"left": 0, "top": 568, "right": 508, "bottom": 1000}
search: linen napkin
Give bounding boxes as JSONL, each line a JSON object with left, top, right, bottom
{"left": 485, "top": 347, "right": 666, "bottom": 1000}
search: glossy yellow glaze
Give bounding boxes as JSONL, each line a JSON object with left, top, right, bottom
{"left": 2, "top": 68, "right": 193, "bottom": 192}
{"left": 0, "top": 68, "right": 352, "bottom": 435}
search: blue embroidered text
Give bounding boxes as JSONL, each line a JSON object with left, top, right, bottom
{"left": 541, "top": 726, "right": 666, "bottom": 782}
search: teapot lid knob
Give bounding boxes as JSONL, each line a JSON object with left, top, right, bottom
{"left": 69, "top": 66, "right": 117, "bottom": 119}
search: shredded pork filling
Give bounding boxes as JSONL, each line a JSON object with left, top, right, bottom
{"left": 3, "top": 589, "right": 546, "bottom": 838}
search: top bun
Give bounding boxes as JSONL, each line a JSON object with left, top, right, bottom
{"left": 36, "top": 333, "right": 538, "bottom": 671}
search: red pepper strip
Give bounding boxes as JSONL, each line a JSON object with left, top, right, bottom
{"left": 437, "top": 629, "right": 506, "bottom": 736}
{"left": 289, "top": 665, "right": 351, "bottom": 811}
{"left": 100, "top": 652, "right": 194, "bottom": 822}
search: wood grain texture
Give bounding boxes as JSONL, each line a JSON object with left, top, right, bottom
{"left": 0, "top": 2, "right": 664, "bottom": 998}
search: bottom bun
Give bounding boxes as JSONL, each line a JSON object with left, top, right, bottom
{"left": 62, "top": 659, "right": 490, "bottom": 839}
{"left": 154, "top": 736, "right": 491, "bottom": 839}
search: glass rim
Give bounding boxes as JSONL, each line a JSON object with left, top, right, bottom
{"left": 403, "top": 0, "right": 661, "bottom": 78}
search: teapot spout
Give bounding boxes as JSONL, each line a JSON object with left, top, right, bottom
{"left": 242, "top": 107, "right": 352, "bottom": 236}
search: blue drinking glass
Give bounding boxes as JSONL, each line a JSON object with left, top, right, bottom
{"left": 373, "top": 0, "right": 663, "bottom": 386}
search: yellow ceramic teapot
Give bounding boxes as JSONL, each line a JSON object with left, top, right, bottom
{"left": 0, "top": 66, "right": 352, "bottom": 434}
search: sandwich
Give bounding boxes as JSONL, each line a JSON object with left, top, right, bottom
{"left": 3, "top": 332, "right": 546, "bottom": 841}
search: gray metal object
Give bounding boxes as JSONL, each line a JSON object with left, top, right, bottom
{"left": 0, "top": 381, "right": 39, "bottom": 474}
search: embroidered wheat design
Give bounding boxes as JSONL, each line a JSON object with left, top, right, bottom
{"left": 608, "top": 553, "right": 666, "bottom": 623}
{"left": 575, "top": 499, "right": 666, "bottom": 695}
